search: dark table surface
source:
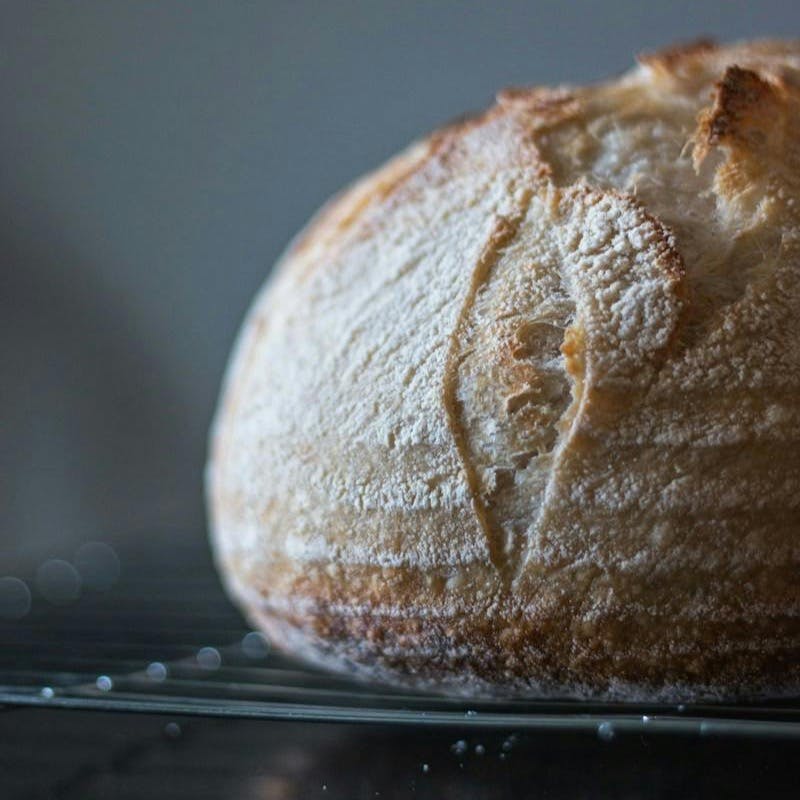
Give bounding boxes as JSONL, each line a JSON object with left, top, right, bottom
{"left": 3, "top": 705, "right": 799, "bottom": 800}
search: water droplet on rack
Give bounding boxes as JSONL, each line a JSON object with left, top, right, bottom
{"left": 464, "top": 709, "right": 478, "bottom": 718}
{"left": 421, "top": 763, "right": 430, "bottom": 774}
{"left": 642, "top": 715, "right": 651, "bottom": 724}
{"left": 677, "top": 704, "right": 686, "bottom": 713}
{"left": 0, "top": 577, "right": 31, "bottom": 619}
{"left": 501, "top": 734, "right": 517, "bottom": 752}
{"left": 35, "top": 560, "right": 81, "bottom": 605}
{"left": 163, "top": 722, "right": 182, "bottom": 739}
{"left": 597, "top": 721, "right": 615, "bottom": 741}
{"left": 450, "top": 739, "right": 468, "bottom": 757}
{"left": 146, "top": 662, "right": 168, "bottom": 681}
{"left": 241, "top": 631, "right": 270, "bottom": 659}
{"left": 74, "top": 542, "right": 121, "bottom": 591}
{"left": 96, "top": 675, "right": 113, "bottom": 692}
{"left": 197, "top": 646, "right": 221, "bottom": 670}
{"left": 321, "top": 785, "right": 327, "bottom": 792}
{"left": 40, "top": 686, "right": 55, "bottom": 699}
{"left": 474, "top": 743, "right": 486, "bottom": 756}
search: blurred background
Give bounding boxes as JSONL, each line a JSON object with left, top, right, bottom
{"left": 2, "top": 0, "right": 800, "bottom": 573}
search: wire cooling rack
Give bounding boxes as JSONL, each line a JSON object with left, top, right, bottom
{"left": 1, "top": 533, "right": 800, "bottom": 738}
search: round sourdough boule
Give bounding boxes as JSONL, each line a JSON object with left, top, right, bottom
{"left": 208, "top": 39, "right": 800, "bottom": 700}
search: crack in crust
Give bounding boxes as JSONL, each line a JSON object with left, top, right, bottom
{"left": 442, "top": 201, "right": 532, "bottom": 585}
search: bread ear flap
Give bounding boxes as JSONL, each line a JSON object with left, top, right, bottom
{"left": 693, "top": 65, "right": 800, "bottom": 214}
{"left": 552, "top": 187, "right": 686, "bottom": 395}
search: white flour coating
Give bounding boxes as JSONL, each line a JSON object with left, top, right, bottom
{"left": 209, "top": 39, "right": 800, "bottom": 700}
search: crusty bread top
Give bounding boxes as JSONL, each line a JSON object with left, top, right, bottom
{"left": 209, "top": 40, "right": 800, "bottom": 699}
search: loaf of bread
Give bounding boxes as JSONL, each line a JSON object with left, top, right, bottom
{"left": 208, "top": 39, "right": 800, "bottom": 700}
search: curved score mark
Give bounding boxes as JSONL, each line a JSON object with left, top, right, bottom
{"left": 442, "top": 192, "right": 532, "bottom": 583}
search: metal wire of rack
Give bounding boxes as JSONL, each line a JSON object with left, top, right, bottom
{"left": 2, "top": 533, "right": 800, "bottom": 738}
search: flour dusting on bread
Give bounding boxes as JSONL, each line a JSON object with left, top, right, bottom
{"left": 209, "top": 40, "right": 800, "bottom": 700}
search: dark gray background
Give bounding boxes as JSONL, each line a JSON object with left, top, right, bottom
{"left": 2, "top": 2, "right": 798, "bottom": 564}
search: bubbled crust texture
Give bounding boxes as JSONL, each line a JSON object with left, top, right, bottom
{"left": 209, "top": 40, "right": 800, "bottom": 700}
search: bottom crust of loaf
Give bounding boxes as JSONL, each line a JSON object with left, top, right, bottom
{"left": 221, "top": 562, "right": 800, "bottom": 703}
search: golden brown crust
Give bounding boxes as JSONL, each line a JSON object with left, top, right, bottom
{"left": 208, "top": 39, "right": 800, "bottom": 700}
{"left": 637, "top": 37, "right": 717, "bottom": 74}
{"left": 694, "top": 65, "right": 781, "bottom": 163}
